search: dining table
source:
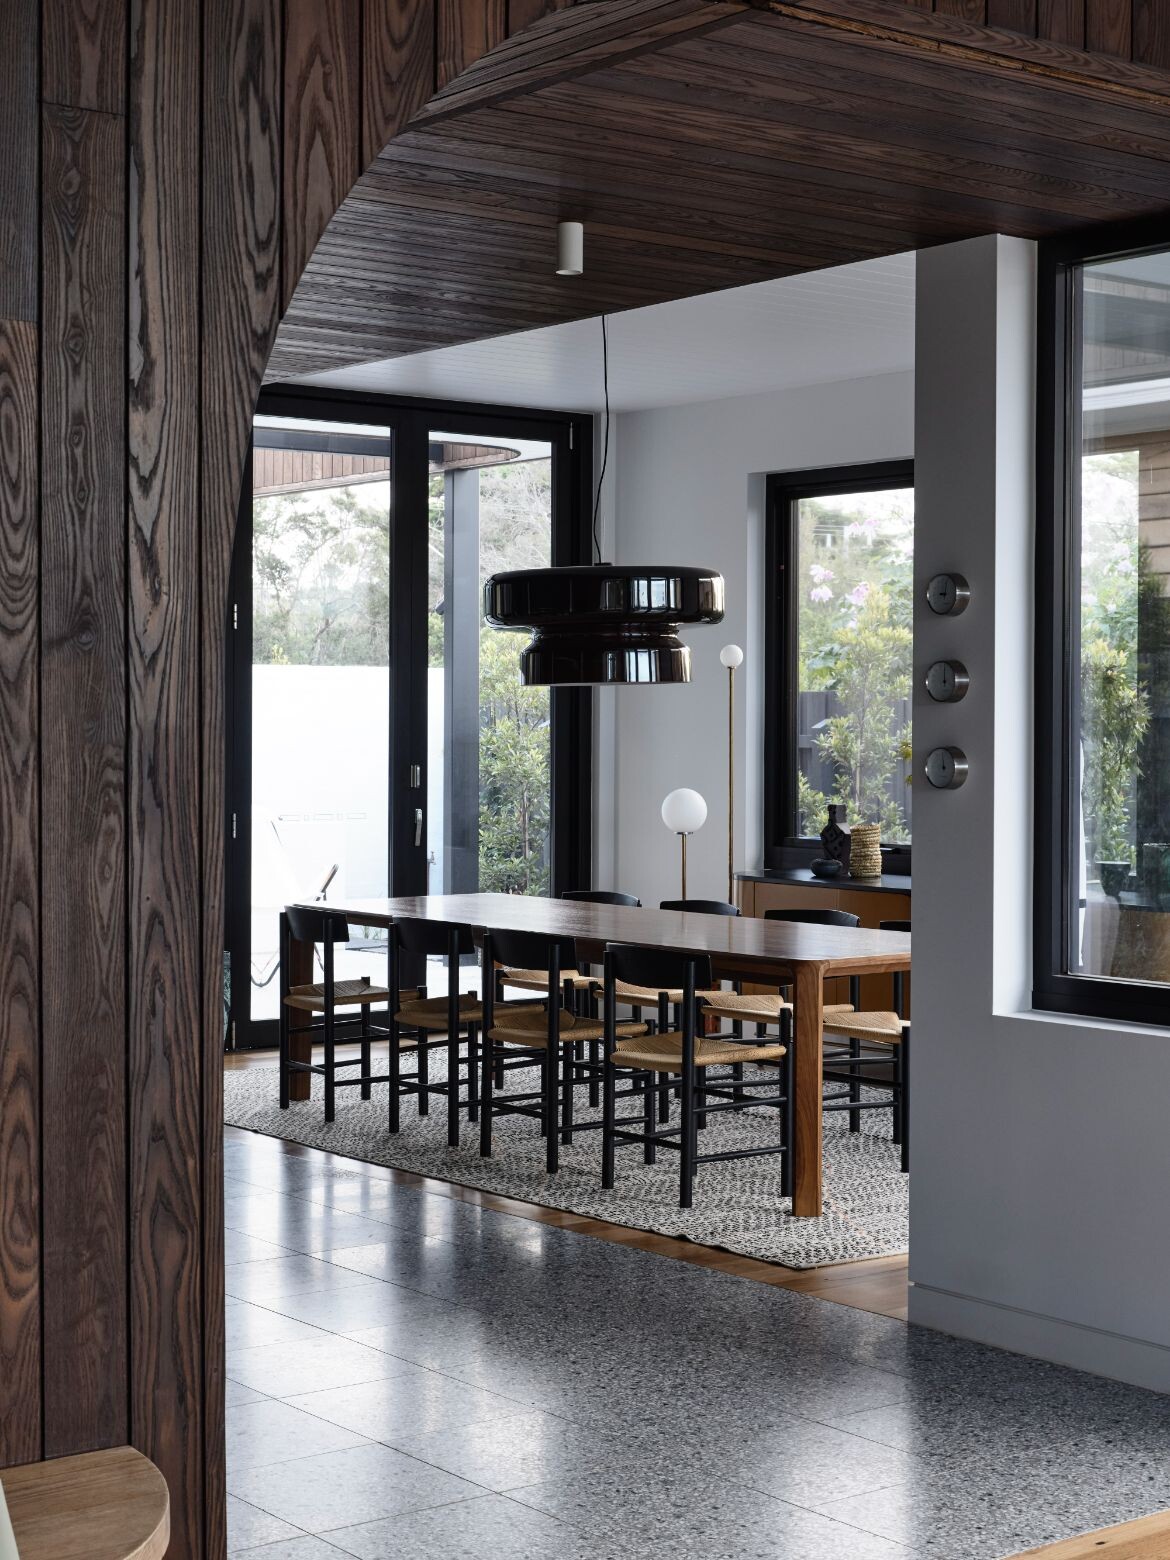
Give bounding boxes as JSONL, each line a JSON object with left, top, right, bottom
{"left": 282, "top": 892, "right": 911, "bottom": 1218}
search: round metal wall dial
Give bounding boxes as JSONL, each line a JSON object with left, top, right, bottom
{"left": 924, "top": 746, "right": 969, "bottom": 790}
{"left": 924, "top": 659, "right": 970, "bottom": 703}
{"left": 925, "top": 572, "right": 971, "bottom": 617}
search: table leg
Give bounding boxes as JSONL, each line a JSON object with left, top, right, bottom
{"left": 288, "top": 931, "right": 314, "bottom": 1102}
{"left": 791, "top": 961, "right": 826, "bottom": 1217}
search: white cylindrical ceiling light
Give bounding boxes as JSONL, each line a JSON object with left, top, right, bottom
{"left": 556, "top": 220, "right": 583, "bottom": 276}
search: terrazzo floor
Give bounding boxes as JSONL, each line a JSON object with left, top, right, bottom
{"left": 223, "top": 1126, "right": 1170, "bottom": 1559}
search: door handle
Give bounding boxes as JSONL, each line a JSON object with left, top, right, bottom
{"left": 414, "top": 808, "right": 424, "bottom": 847}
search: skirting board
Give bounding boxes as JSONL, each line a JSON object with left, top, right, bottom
{"left": 910, "top": 1284, "right": 1170, "bottom": 1393}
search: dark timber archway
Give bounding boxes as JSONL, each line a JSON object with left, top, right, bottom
{"left": 2, "top": 2, "right": 1170, "bottom": 1556}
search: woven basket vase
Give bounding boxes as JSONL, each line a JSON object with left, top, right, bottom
{"left": 849, "top": 823, "right": 882, "bottom": 878}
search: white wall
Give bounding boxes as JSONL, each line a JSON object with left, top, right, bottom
{"left": 909, "top": 235, "right": 1170, "bottom": 1391}
{"left": 594, "top": 370, "right": 914, "bottom": 905}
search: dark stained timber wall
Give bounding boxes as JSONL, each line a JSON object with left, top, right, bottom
{"left": 1, "top": 2, "right": 1170, "bottom": 1558}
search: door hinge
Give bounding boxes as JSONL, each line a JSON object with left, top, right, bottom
{"left": 233, "top": 602, "right": 238, "bottom": 630}
{"left": 569, "top": 424, "right": 575, "bottom": 450}
{"left": 231, "top": 812, "right": 237, "bottom": 840}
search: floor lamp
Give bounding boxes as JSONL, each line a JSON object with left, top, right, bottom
{"left": 720, "top": 644, "right": 743, "bottom": 904}
{"left": 661, "top": 788, "right": 707, "bottom": 900}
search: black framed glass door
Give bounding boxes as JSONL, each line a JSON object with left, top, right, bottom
{"left": 225, "top": 392, "right": 592, "bottom": 1050}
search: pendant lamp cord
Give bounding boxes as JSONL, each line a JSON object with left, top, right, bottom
{"left": 592, "top": 313, "right": 609, "bottom": 565}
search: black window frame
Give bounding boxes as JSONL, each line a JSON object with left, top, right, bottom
{"left": 1035, "top": 217, "right": 1170, "bottom": 1028}
{"left": 226, "top": 384, "right": 594, "bottom": 1051}
{"left": 763, "top": 459, "right": 915, "bottom": 873}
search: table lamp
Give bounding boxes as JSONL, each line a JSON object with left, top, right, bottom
{"left": 719, "top": 644, "right": 744, "bottom": 903}
{"left": 661, "top": 788, "right": 707, "bottom": 900}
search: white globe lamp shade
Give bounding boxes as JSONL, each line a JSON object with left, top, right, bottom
{"left": 661, "top": 788, "right": 707, "bottom": 836}
{"left": 719, "top": 643, "right": 744, "bottom": 669}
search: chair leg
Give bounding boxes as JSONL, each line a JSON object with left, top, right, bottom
{"left": 545, "top": 1046, "right": 559, "bottom": 1175}
{"left": 324, "top": 1004, "right": 336, "bottom": 1124}
{"left": 589, "top": 1038, "right": 600, "bottom": 1109}
{"left": 899, "top": 1030, "right": 910, "bottom": 1174}
{"left": 279, "top": 1006, "right": 290, "bottom": 1110}
{"left": 479, "top": 1030, "right": 493, "bottom": 1158}
{"left": 732, "top": 1060, "right": 745, "bottom": 1102}
{"left": 781, "top": 1042, "right": 795, "bottom": 1200}
{"left": 643, "top": 1071, "right": 656, "bottom": 1165}
{"left": 388, "top": 1021, "right": 401, "bottom": 1133}
{"left": 466, "top": 1025, "right": 480, "bottom": 1123}
{"left": 561, "top": 1041, "right": 574, "bottom": 1147}
{"left": 418, "top": 1035, "right": 430, "bottom": 1115}
{"left": 360, "top": 1003, "right": 372, "bottom": 1102}
{"left": 849, "top": 1037, "right": 861, "bottom": 1133}
{"left": 601, "top": 1055, "right": 616, "bottom": 1189}
{"left": 447, "top": 1028, "right": 460, "bottom": 1149}
{"left": 680, "top": 1060, "right": 695, "bottom": 1209}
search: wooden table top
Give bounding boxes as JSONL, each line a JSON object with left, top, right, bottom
{"left": 290, "top": 893, "right": 911, "bottom": 976}
{"left": 1, "top": 1446, "right": 170, "bottom": 1560}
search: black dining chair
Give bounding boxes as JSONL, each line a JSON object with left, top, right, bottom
{"left": 821, "top": 918, "right": 911, "bottom": 1170}
{"left": 279, "top": 906, "right": 392, "bottom": 1123}
{"left": 388, "top": 918, "right": 482, "bottom": 1147}
{"left": 601, "top": 944, "right": 793, "bottom": 1207}
{"left": 480, "top": 927, "right": 647, "bottom": 1172}
{"left": 658, "top": 899, "right": 739, "bottom": 916}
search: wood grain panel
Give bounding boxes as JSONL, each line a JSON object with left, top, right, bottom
{"left": 202, "top": 0, "right": 282, "bottom": 1547}
{"left": 0, "top": 0, "right": 38, "bottom": 320}
{"left": 128, "top": 0, "right": 204, "bottom": 1551}
{"left": 1133, "top": 0, "right": 1170, "bottom": 66}
{"left": 282, "top": 0, "right": 360, "bottom": 309}
{"left": 40, "top": 104, "right": 127, "bottom": 1459}
{"left": 43, "top": 0, "right": 126, "bottom": 115}
{"left": 438, "top": 0, "right": 509, "bottom": 86}
{"left": 933, "top": 0, "right": 987, "bottom": 21}
{"left": 362, "top": 0, "right": 436, "bottom": 164}
{"left": 509, "top": 0, "right": 575, "bottom": 30}
{"left": 1038, "top": 0, "right": 1084, "bottom": 44}
{"left": 988, "top": 0, "right": 1036, "bottom": 31}
{"left": 0, "top": 317, "right": 40, "bottom": 1468}
{"left": 1086, "top": 0, "right": 1131, "bottom": 54}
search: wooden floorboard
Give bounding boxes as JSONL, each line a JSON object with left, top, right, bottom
{"left": 1010, "top": 1510, "right": 1170, "bottom": 1557}
{"left": 224, "top": 1049, "right": 910, "bottom": 1320}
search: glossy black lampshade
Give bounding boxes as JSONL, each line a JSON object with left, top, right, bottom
{"left": 483, "top": 564, "right": 725, "bottom": 686}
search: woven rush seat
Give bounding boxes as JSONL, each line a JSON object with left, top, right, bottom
{"left": 614, "top": 979, "right": 684, "bottom": 1005}
{"left": 285, "top": 979, "right": 389, "bottom": 1012}
{"left": 395, "top": 994, "right": 483, "bottom": 1028}
{"left": 613, "top": 1029, "right": 786, "bottom": 1073}
{"left": 490, "top": 1006, "right": 647, "bottom": 1049}
{"left": 500, "top": 966, "right": 597, "bottom": 993}
{"left": 700, "top": 990, "right": 855, "bottom": 1024}
{"left": 823, "top": 1009, "right": 907, "bottom": 1044}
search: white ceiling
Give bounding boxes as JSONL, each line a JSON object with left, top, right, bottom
{"left": 292, "top": 251, "right": 917, "bottom": 413}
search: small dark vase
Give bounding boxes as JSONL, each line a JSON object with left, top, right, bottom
{"left": 810, "top": 858, "right": 844, "bottom": 880}
{"left": 819, "top": 804, "right": 851, "bottom": 866}
{"left": 1097, "top": 861, "right": 1130, "bottom": 899}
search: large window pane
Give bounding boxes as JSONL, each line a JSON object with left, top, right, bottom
{"left": 1072, "top": 251, "right": 1170, "bottom": 984}
{"left": 427, "top": 434, "right": 553, "bottom": 898}
{"left": 249, "top": 419, "right": 392, "bottom": 1021}
{"left": 794, "top": 486, "right": 915, "bottom": 842}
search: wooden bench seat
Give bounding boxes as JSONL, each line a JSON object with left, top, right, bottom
{"left": 1, "top": 1446, "right": 169, "bottom": 1560}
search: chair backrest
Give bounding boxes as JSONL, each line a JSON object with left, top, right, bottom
{"left": 764, "top": 907, "right": 860, "bottom": 928}
{"left": 562, "top": 889, "right": 642, "bottom": 907}
{"left": 659, "top": 898, "right": 739, "bottom": 916}
{"left": 603, "top": 942, "right": 713, "bottom": 996}
{"left": 486, "top": 927, "right": 577, "bottom": 976}
{"left": 285, "top": 906, "right": 349, "bottom": 945}
{"left": 880, "top": 919, "right": 911, "bottom": 933}
{"left": 392, "top": 917, "right": 476, "bottom": 958}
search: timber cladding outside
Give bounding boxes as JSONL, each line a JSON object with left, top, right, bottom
{"left": 1, "top": 2, "right": 1170, "bottom": 1558}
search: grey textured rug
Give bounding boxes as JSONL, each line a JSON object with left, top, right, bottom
{"left": 224, "top": 1058, "right": 907, "bottom": 1268}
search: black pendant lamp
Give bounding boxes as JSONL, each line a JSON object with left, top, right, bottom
{"left": 483, "top": 308, "right": 725, "bottom": 686}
